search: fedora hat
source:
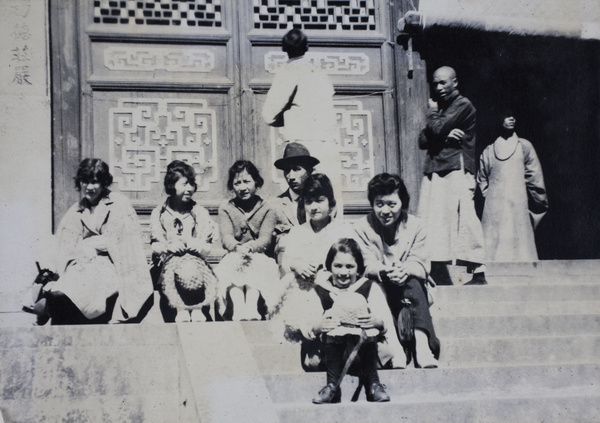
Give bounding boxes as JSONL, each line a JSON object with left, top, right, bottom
{"left": 274, "top": 142, "right": 320, "bottom": 170}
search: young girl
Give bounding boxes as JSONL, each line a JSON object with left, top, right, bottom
{"left": 286, "top": 238, "right": 397, "bottom": 404}
{"left": 150, "top": 160, "right": 219, "bottom": 323}
{"left": 215, "top": 160, "right": 280, "bottom": 321}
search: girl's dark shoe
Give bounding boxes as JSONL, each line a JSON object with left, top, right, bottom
{"left": 366, "top": 382, "right": 390, "bottom": 402}
{"left": 464, "top": 272, "right": 488, "bottom": 285}
{"left": 312, "top": 383, "right": 341, "bottom": 404}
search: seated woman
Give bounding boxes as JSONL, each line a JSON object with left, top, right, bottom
{"left": 353, "top": 173, "right": 440, "bottom": 368}
{"left": 277, "top": 174, "right": 356, "bottom": 363}
{"left": 286, "top": 238, "right": 403, "bottom": 403}
{"left": 280, "top": 173, "right": 354, "bottom": 289}
{"left": 150, "top": 160, "right": 219, "bottom": 323}
{"left": 36, "top": 158, "right": 152, "bottom": 324}
{"left": 214, "top": 160, "right": 280, "bottom": 321}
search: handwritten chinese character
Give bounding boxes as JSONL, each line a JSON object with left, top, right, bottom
{"left": 11, "top": 46, "right": 30, "bottom": 62}
{"left": 2, "top": 0, "right": 31, "bottom": 18}
{"left": 13, "top": 66, "right": 32, "bottom": 85}
{"left": 11, "top": 23, "right": 32, "bottom": 41}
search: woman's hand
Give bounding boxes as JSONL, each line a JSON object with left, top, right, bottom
{"left": 357, "top": 313, "right": 383, "bottom": 330}
{"left": 166, "top": 240, "right": 187, "bottom": 255}
{"left": 77, "top": 238, "right": 100, "bottom": 262}
{"left": 234, "top": 244, "right": 252, "bottom": 255}
{"left": 186, "top": 239, "right": 211, "bottom": 257}
{"left": 79, "top": 235, "right": 108, "bottom": 258}
{"left": 383, "top": 262, "right": 424, "bottom": 285}
{"left": 290, "top": 260, "right": 318, "bottom": 280}
{"left": 315, "top": 314, "right": 339, "bottom": 333}
{"left": 76, "top": 245, "right": 97, "bottom": 263}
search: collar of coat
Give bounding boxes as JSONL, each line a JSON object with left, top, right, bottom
{"left": 76, "top": 190, "right": 114, "bottom": 235}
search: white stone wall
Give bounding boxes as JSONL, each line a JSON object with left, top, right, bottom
{"left": 0, "top": 0, "right": 52, "bottom": 293}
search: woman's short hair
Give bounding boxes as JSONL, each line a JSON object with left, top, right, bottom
{"left": 226, "top": 160, "right": 265, "bottom": 191}
{"left": 74, "top": 158, "right": 113, "bottom": 190}
{"left": 325, "top": 238, "right": 366, "bottom": 277}
{"left": 282, "top": 28, "right": 308, "bottom": 57}
{"left": 164, "top": 160, "right": 197, "bottom": 196}
{"left": 301, "top": 173, "right": 336, "bottom": 208}
{"left": 367, "top": 173, "right": 410, "bottom": 220}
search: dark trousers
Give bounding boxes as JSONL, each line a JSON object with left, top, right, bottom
{"left": 382, "top": 276, "right": 441, "bottom": 359}
{"left": 323, "top": 338, "right": 380, "bottom": 387}
{"left": 45, "top": 291, "right": 117, "bottom": 325}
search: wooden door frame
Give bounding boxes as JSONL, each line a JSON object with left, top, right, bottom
{"left": 51, "top": 0, "right": 83, "bottom": 230}
{"left": 51, "top": 1, "right": 420, "bottom": 225}
{"left": 50, "top": 0, "right": 244, "bottom": 227}
{"left": 238, "top": 1, "right": 399, "bottom": 214}
{"left": 391, "top": 0, "right": 430, "bottom": 213}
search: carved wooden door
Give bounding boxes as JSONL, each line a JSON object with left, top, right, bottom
{"left": 53, "top": 0, "right": 401, "bottom": 232}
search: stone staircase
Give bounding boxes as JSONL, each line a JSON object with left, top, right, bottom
{"left": 0, "top": 260, "right": 599, "bottom": 422}
{"left": 247, "top": 260, "right": 600, "bottom": 422}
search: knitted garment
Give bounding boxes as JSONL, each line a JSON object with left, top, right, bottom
{"left": 327, "top": 291, "right": 369, "bottom": 326}
{"left": 159, "top": 253, "right": 218, "bottom": 311}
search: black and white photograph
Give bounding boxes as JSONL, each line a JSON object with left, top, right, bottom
{"left": 0, "top": 0, "right": 599, "bottom": 421}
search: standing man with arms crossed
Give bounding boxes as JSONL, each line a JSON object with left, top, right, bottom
{"left": 417, "top": 66, "right": 487, "bottom": 285}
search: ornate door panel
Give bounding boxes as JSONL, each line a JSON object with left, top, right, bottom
{"left": 239, "top": 0, "right": 398, "bottom": 212}
{"left": 53, "top": 0, "right": 401, "bottom": 230}
{"left": 84, "top": 0, "right": 239, "bottom": 211}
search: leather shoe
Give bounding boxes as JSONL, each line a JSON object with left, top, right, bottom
{"left": 366, "top": 382, "right": 390, "bottom": 402}
{"left": 464, "top": 272, "right": 487, "bottom": 285}
{"left": 312, "top": 383, "right": 341, "bottom": 404}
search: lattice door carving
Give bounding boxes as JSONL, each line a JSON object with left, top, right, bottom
{"left": 269, "top": 99, "right": 375, "bottom": 192}
{"left": 104, "top": 46, "right": 215, "bottom": 72}
{"left": 265, "top": 51, "right": 370, "bottom": 75}
{"left": 253, "top": 0, "right": 377, "bottom": 31}
{"left": 93, "top": 0, "right": 222, "bottom": 27}
{"left": 108, "top": 98, "right": 219, "bottom": 195}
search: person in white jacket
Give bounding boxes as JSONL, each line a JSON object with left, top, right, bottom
{"left": 262, "top": 28, "right": 343, "bottom": 214}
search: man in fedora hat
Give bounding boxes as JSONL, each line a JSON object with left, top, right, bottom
{"left": 270, "top": 142, "right": 319, "bottom": 264}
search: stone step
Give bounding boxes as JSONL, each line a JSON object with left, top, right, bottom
{"left": 2, "top": 394, "right": 182, "bottom": 423}
{"left": 263, "top": 363, "right": 600, "bottom": 404}
{"left": 434, "top": 313, "right": 600, "bottom": 338}
{"left": 0, "top": 310, "right": 37, "bottom": 327}
{"left": 438, "top": 334, "right": 600, "bottom": 368}
{"left": 249, "top": 334, "right": 600, "bottom": 375}
{"left": 274, "top": 394, "right": 600, "bottom": 423}
{"left": 431, "top": 300, "right": 600, "bottom": 317}
{"left": 240, "top": 314, "right": 600, "bottom": 345}
{"left": 432, "top": 284, "right": 600, "bottom": 303}
{"left": 0, "top": 325, "right": 198, "bottom": 423}
{"left": 485, "top": 260, "right": 600, "bottom": 276}
{"left": 487, "top": 274, "right": 600, "bottom": 285}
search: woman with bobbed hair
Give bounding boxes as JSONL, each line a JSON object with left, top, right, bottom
{"left": 280, "top": 173, "right": 353, "bottom": 286}
{"left": 353, "top": 173, "right": 440, "bottom": 368}
{"left": 36, "top": 158, "right": 153, "bottom": 324}
{"left": 215, "top": 160, "right": 280, "bottom": 321}
{"left": 150, "top": 160, "right": 219, "bottom": 323}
